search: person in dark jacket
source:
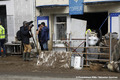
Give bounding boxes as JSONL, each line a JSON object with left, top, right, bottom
{"left": 41, "top": 22, "right": 49, "bottom": 50}
{"left": 20, "top": 21, "right": 32, "bottom": 61}
{"left": 36, "top": 24, "right": 44, "bottom": 50}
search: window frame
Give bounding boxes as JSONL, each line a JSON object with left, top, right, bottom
{"left": 54, "top": 15, "right": 69, "bottom": 41}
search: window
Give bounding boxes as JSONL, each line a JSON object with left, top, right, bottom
{"left": 55, "top": 16, "right": 67, "bottom": 40}
{"left": 57, "top": 16, "right": 66, "bottom": 22}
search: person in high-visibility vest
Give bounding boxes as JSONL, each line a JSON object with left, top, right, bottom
{"left": 0, "top": 21, "right": 6, "bottom": 57}
{"left": 85, "top": 29, "right": 92, "bottom": 35}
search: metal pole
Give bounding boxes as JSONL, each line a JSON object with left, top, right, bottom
{"left": 30, "top": 31, "right": 37, "bottom": 48}
{"left": 110, "top": 32, "right": 112, "bottom": 62}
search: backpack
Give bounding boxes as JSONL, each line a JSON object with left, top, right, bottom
{"left": 16, "top": 30, "right": 22, "bottom": 41}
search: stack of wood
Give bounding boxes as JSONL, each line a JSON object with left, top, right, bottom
{"left": 37, "top": 51, "right": 71, "bottom": 68}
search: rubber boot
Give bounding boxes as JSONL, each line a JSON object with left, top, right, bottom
{"left": 26, "top": 52, "right": 31, "bottom": 61}
{"left": 23, "top": 53, "right": 26, "bottom": 61}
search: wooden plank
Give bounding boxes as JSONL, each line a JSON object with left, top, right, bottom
{"left": 85, "top": 48, "right": 88, "bottom": 66}
{"left": 109, "top": 34, "right": 111, "bottom": 62}
{"left": 53, "top": 47, "right": 67, "bottom": 48}
{"left": 86, "top": 47, "right": 109, "bottom": 49}
{"left": 53, "top": 46, "right": 109, "bottom": 49}
{"left": 84, "top": 65, "right": 90, "bottom": 67}
{"left": 86, "top": 59, "right": 109, "bottom": 62}
{"left": 5, "top": 44, "right": 21, "bottom": 46}
{"left": 70, "top": 47, "right": 86, "bottom": 48}
{"left": 71, "top": 39, "right": 86, "bottom": 40}
{"left": 73, "top": 53, "right": 109, "bottom": 55}
{"left": 87, "top": 53, "right": 109, "bottom": 55}
{"left": 55, "top": 22, "right": 66, "bottom": 24}
{"left": 69, "top": 47, "right": 109, "bottom": 49}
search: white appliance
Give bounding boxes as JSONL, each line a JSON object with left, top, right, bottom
{"left": 74, "top": 55, "right": 84, "bottom": 70}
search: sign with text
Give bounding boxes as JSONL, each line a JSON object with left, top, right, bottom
{"left": 37, "top": 16, "right": 49, "bottom": 38}
{"left": 69, "top": 0, "right": 84, "bottom": 15}
{"left": 37, "top": 16, "right": 49, "bottom": 28}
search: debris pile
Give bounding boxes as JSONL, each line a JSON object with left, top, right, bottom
{"left": 99, "top": 33, "right": 118, "bottom": 59}
{"left": 90, "top": 63, "right": 103, "bottom": 71}
{"left": 112, "top": 40, "right": 120, "bottom": 61}
{"left": 106, "top": 39, "right": 118, "bottom": 52}
{"left": 100, "top": 33, "right": 118, "bottom": 53}
{"left": 37, "top": 51, "right": 71, "bottom": 68}
{"left": 107, "top": 61, "right": 120, "bottom": 72}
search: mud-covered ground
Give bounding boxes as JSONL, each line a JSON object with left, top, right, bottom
{"left": 0, "top": 56, "right": 119, "bottom": 78}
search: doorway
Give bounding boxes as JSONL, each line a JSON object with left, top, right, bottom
{"left": 0, "top": 5, "right": 7, "bottom": 41}
{"left": 71, "top": 12, "right": 108, "bottom": 36}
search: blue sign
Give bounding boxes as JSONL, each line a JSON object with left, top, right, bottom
{"left": 37, "top": 16, "right": 49, "bottom": 28}
{"left": 37, "top": 16, "right": 49, "bottom": 38}
{"left": 69, "top": 0, "right": 84, "bottom": 15}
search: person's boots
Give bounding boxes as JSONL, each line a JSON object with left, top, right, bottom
{"left": 26, "top": 52, "right": 31, "bottom": 61}
{"left": 23, "top": 53, "right": 26, "bottom": 61}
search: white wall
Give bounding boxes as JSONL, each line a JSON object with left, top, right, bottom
{"left": 0, "top": 0, "right": 35, "bottom": 42}
{"left": 0, "top": 0, "right": 15, "bottom": 42}
{"left": 0, "top": 0, "right": 14, "bottom": 15}
{"left": 14, "top": 0, "right": 35, "bottom": 42}
{"left": 14, "top": 0, "right": 35, "bottom": 34}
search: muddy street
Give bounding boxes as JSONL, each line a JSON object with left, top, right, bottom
{"left": 0, "top": 56, "right": 119, "bottom": 79}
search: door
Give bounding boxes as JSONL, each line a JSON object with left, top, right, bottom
{"left": 70, "top": 18, "right": 87, "bottom": 52}
{"left": 0, "top": 6, "right": 7, "bottom": 41}
{"left": 53, "top": 15, "right": 69, "bottom": 51}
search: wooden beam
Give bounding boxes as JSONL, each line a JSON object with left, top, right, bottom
{"left": 85, "top": 59, "right": 109, "bottom": 62}
{"left": 72, "top": 53, "right": 109, "bottom": 55}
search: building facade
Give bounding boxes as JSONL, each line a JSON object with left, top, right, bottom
{"left": 36, "top": 0, "right": 120, "bottom": 50}
{"left": 0, "top": 0, "right": 35, "bottom": 42}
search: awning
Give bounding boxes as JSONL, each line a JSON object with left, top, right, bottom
{"left": 84, "top": 0, "right": 120, "bottom": 4}
{"left": 36, "top": 4, "right": 69, "bottom": 8}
